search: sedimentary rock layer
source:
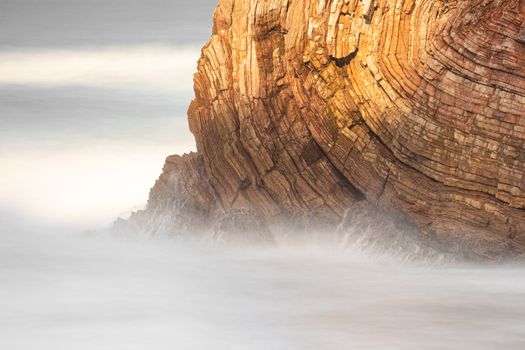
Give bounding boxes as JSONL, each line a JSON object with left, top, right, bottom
{"left": 132, "top": 0, "right": 525, "bottom": 259}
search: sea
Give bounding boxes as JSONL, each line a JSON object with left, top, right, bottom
{"left": 1, "top": 1, "right": 524, "bottom": 349}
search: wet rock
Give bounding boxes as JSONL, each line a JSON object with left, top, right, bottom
{"left": 121, "top": 153, "right": 219, "bottom": 238}
{"left": 212, "top": 209, "right": 275, "bottom": 245}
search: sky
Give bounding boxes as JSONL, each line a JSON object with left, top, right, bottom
{"left": 0, "top": 0, "right": 217, "bottom": 226}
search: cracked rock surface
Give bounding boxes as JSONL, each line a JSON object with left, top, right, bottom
{"left": 128, "top": 0, "right": 525, "bottom": 259}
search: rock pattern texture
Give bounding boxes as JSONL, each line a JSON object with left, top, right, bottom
{"left": 121, "top": 153, "right": 219, "bottom": 237}
{"left": 130, "top": 0, "right": 525, "bottom": 259}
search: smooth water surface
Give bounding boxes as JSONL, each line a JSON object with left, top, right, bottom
{"left": 1, "top": 221, "right": 525, "bottom": 350}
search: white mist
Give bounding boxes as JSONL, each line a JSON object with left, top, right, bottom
{"left": 1, "top": 222, "right": 525, "bottom": 350}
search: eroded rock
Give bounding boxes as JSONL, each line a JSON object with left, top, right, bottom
{"left": 128, "top": 0, "right": 525, "bottom": 259}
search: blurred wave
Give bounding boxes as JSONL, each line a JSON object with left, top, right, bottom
{"left": 0, "top": 44, "right": 199, "bottom": 226}
{"left": 0, "top": 45, "right": 200, "bottom": 91}
{"left": 0, "top": 0, "right": 211, "bottom": 227}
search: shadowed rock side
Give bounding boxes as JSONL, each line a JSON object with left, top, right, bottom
{"left": 120, "top": 153, "right": 219, "bottom": 237}
{"left": 128, "top": 0, "right": 525, "bottom": 259}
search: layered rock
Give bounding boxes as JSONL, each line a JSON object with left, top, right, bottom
{"left": 120, "top": 153, "right": 218, "bottom": 237}
{"left": 130, "top": 0, "right": 525, "bottom": 259}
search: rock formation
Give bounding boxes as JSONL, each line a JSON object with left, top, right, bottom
{"left": 127, "top": 0, "right": 525, "bottom": 259}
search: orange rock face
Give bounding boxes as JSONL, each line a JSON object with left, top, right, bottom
{"left": 136, "top": 0, "right": 525, "bottom": 258}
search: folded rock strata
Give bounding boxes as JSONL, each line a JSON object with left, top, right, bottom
{"left": 127, "top": 0, "right": 525, "bottom": 259}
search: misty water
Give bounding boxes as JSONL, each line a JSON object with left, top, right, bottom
{"left": 1, "top": 1, "right": 525, "bottom": 349}
{"left": 3, "top": 220, "right": 525, "bottom": 350}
